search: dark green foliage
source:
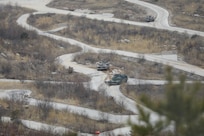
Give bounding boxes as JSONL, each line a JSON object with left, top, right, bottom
{"left": 20, "top": 32, "right": 29, "bottom": 40}
{"left": 131, "top": 67, "right": 204, "bottom": 136}
{"left": 10, "top": 109, "right": 20, "bottom": 121}
{"left": 131, "top": 105, "right": 169, "bottom": 136}
{"left": 0, "top": 61, "right": 12, "bottom": 75}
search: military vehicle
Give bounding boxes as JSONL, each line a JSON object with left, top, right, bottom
{"left": 145, "top": 15, "right": 155, "bottom": 22}
{"left": 105, "top": 74, "right": 128, "bottom": 86}
{"left": 96, "top": 61, "right": 110, "bottom": 71}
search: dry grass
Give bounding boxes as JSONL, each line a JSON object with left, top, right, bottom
{"left": 104, "top": 37, "right": 162, "bottom": 53}
{"left": 120, "top": 84, "right": 165, "bottom": 103}
{"left": 0, "top": 4, "right": 125, "bottom": 135}
{"left": 55, "top": 0, "right": 120, "bottom": 9}
{"left": 31, "top": 82, "right": 133, "bottom": 114}
{"left": 47, "top": 0, "right": 204, "bottom": 30}
{"left": 0, "top": 81, "right": 133, "bottom": 117}
{"left": 0, "top": 99, "right": 9, "bottom": 108}
{"left": 74, "top": 52, "right": 204, "bottom": 80}
{"left": 47, "top": 0, "right": 147, "bottom": 21}
{"left": 173, "top": 14, "right": 204, "bottom": 31}
{"left": 24, "top": 107, "right": 122, "bottom": 133}
{"left": 28, "top": 13, "right": 170, "bottom": 57}
{"left": 35, "top": 16, "right": 53, "bottom": 29}
{"left": 0, "top": 123, "right": 65, "bottom": 136}
{"left": 27, "top": 5, "right": 204, "bottom": 70}
{"left": 29, "top": 13, "right": 66, "bottom": 31}
{"left": 0, "top": 82, "right": 26, "bottom": 90}
{"left": 55, "top": 15, "right": 176, "bottom": 53}
{"left": 0, "top": 99, "right": 123, "bottom": 133}
{"left": 0, "top": 6, "right": 91, "bottom": 82}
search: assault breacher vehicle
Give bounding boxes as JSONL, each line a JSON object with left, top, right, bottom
{"left": 105, "top": 74, "right": 128, "bottom": 86}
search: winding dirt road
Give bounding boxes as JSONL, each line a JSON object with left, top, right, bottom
{"left": 0, "top": 0, "right": 204, "bottom": 135}
{"left": 1, "top": 0, "right": 204, "bottom": 36}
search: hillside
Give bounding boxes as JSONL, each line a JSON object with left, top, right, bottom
{"left": 0, "top": 0, "right": 204, "bottom": 135}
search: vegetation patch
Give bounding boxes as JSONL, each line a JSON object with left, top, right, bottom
{"left": 74, "top": 52, "right": 204, "bottom": 80}
{"left": 28, "top": 13, "right": 204, "bottom": 68}
{"left": 0, "top": 5, "right": 90, "bottom": 82}
{"left": 0, "top": 99, "right": 123, "bottom": 133}
{"left": 121, "top": 84, "right": 165, "bottom": 103}
{"left": 0, "top": 123, "right": 75, "bottom": 136}
{"left": 47, "top": 0, "right": 148, "bottom": 22}
{"left": 34, "top": 81, "right": 133, "bottom": 114}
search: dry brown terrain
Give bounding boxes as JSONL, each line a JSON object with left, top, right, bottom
{"left": 0, "top": 5, "right": 89, "bottom": 82}
{"left": 0, "top": 98, "right": 122, "bottom": 133}
{"left": 1, "top": 1, "right": 204, "bottom": 135}
{"left": 48, "top": 0, "right": 204, "bottom": 31}
{"left": 74, "top": 52, "right": 204, "bottom": 80}
{"left": 0, "top": 5, "right": 131, "bottom": 134}
{"left": 47, "top": 0, "right": 149, "bottom": 22}
{"left": 28, "top": 13, "right": 204, "bottom": 68}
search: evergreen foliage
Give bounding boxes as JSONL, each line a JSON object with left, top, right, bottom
{"left": 131, "top": 67, "right": 204, "bottom": 136}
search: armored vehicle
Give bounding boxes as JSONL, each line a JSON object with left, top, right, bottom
{"left": 145, "top": 15, "right": 155, "bottom": 22}
{"left": 105, "top": 74, "right": 128, "bottom": 86}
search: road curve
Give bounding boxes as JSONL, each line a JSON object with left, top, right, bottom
{"left": 17, "top": 13, "right": 204, "bottom": 77}
{"left": 0, "top": 0, "right": 204, "bottom": 36}
{"left": 15, "top": 12, "right": 204, "bottom": 121}
{"left": 1, "top": 116, "right": 132, "bottom": 136}
{"left": 13, "top": 4, "right": 204, "bottom": 134}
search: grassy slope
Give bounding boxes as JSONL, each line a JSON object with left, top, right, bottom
{"left": 0, "top": 5, "right": 131, "bottom": 133}
{"left": 28, "top": 13, "right": 204, "bottom": 68}
{"left": 0, "top": 5, "right": 89, "bottom": 82}
{"left": 47, "top": 0, "right": 148, "bottom": 22}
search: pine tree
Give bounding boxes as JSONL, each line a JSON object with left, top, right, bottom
{"left": 131, "top": 67, "right": 204, "bottom": 136}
